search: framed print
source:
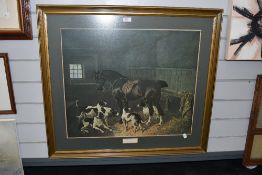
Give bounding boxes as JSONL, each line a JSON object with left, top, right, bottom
{"left": 0, "top": 119, "right": 24, "bottom": 175}
{"left": 0, "top": 53, "right": 16, "bottom": 114}
{"left": 243, "top": 75, "right": 262, "bottom": 166}
{"left": 0, "top": 0, "right": 32, "bottom": 40}
{"left": 226, "top": 0, "right": 262, "bottom": 60}
{"left": 38, "top": 6, "right": 222, "bottom": 158}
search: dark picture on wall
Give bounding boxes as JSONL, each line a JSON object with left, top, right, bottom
{"left": 63, "top": 29, "right": 200, "bottom": 138}
{"left": 38, "top": 6, "right": 222, "bottom": 158}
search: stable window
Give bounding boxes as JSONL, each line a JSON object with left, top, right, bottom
{"left": 69, "top": 64, "right": 83, "bottom": 79}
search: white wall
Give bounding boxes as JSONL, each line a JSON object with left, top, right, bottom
{"left": 0, "top": 0, "right": 262, "bottom": 158}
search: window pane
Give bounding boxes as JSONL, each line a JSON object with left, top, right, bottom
{"left": 69, "top": 64, "right": 83, "bottom": 79}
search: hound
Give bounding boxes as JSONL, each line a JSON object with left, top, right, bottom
{"left": 138, "top": 101, "right": 163, "bottom": 125}
{"left": 121, "top": 108, "right": 145, "bottom": 132}
{"left": 76, "top": 109, "right": 97, "bottom": 134}
{"left": 76, "top": 106, "right": 112, "bottom": 134}
{"left": 80, "top": 115, "right": 93, "bottom": 134}
{"left": 92, "top": 112, "right": 113, "bottom": 133}
{"left": 86, "top": 101, "right": 116, "bottom": 127}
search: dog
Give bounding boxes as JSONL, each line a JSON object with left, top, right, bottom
{"left": 92, "top": 112, "right": 113, "bottom": 133}
{"left": 137, "top": 101, "right": 163, "bottom": 125}
{"left": 86, "top": 101, "right": 116, "bottom": 127}
{"left": 121, "top": 107, "right": 145, "bottom": 132}
{"left": 78, "top": 113, "right": 93, "bottom": 134}
{"left": 76, "top": 109, "right": 97, "bottom": 134}
{"left": 76, "top": 105, "right": 112, "bottom": 134}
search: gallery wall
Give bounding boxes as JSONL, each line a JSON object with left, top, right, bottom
{"left": 0, "top": 0, "right": 262, "bottom": 159}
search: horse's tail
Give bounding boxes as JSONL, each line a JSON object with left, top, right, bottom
{"left": 158, "top": 80, "right": 168, "bottom": 88}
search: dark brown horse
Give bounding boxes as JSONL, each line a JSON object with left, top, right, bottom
{"left": 95, "top": 70, "right": 168, "bottom": 117}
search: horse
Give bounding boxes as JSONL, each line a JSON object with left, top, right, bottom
{"left": 95, "top": 70, "right": 168, "bottom": 118}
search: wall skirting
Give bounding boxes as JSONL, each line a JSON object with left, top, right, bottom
{"left": 22, "top": 151, "right": 243, "bottom": 166}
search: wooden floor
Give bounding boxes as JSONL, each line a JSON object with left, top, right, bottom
{"left": 24, "top": 159, "right": 262, "bottom": 175}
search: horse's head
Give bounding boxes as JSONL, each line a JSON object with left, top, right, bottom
{"left": 95, "top": 71, "right": 105, "bottom": 91}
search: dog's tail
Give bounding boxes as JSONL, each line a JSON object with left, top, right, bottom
{"left": 76, "top": 100, "right": 80, "bottom": 109}
{"left": 157, "top": 80, "right": 168, "bottom": 88}
{"left": 75, "top": 99, "right": 85, "bottom": 110}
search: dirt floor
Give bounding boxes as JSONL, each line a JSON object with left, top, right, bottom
{"left": 74, "top": 113, "right": 192, "bottom": 138}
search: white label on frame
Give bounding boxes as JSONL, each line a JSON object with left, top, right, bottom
{"left": 122, "top": 138, "right": 138, "bottom": 144}
{"left": 182, "top": 133, "right": 188, "bottom": 139}
{"left": 123, "top": 17, "right": 132, "bottom": 23}
{"left": 0, "top": 58, "right": 11, "bottom": 110}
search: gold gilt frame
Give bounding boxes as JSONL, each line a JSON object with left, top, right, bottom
{"left": 37, "top": 5, "right": 222, "bottom": 158}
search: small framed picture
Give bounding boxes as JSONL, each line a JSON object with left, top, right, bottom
{"left": 0, "top": 0, "right": 32, "bottom": 40}
{"left": 0, "top": 53, "right": 16, "bottom": 114}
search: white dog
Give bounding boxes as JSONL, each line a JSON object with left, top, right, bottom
{"left": 77, "top": 106, "right": 112, "bottom": 134}
{"left": 86, "top": 101, "right": 116, "bottom": 127}
{"left": 76, "top": 110, "right": 96, "bottom": 134}
{"left": 121, "top": 108, "right": 145, "bottom": 132}
{"left": 92, "top": 112, "right": 113, "bottom": 133}
{"left": 138, "top": 101, "right": 163, "bottom": 125}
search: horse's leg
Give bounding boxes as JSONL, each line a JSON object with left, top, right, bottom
{"left": 144, "top": 90, "right": 154, "bottom": 125}
{"left": 117, "top": 99, "right": 123, "bottom": 115}
{"left": 156, "top": 103, "right": 164, "bottom": 115}
{"left": 154, "top": 91, "right": 164, "bottom": 115}
{"left": 155, "top": 100, "right": 164, "bottom": 125}
{"left": 158, "top": 115, "right": 163, "bottom": 125}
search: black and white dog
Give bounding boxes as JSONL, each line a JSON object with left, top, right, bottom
{"left": 76, "top": 107, "right": 97, "bottom": 133}
{"left": 137, "top": 101, "right": 163, "bottom": 125}
{"left": 76, "top": 110, "right": 95, "bottom": 134}
{"left": 121, "top": 107, "right": 145, "bottom": 132}
{"left": 76, "top": 100, "right": 113, "bottom": 134}
{"left": 86, "top": 101, "right": 116, "bottom": 127}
